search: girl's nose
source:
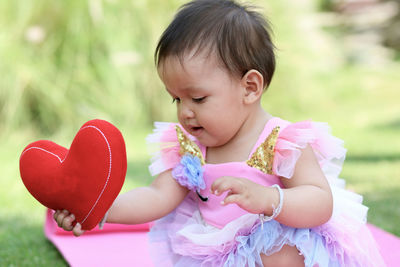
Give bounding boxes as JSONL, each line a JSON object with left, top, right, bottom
{"left": 179, "top": 103, "right": 195, "bottom": 119}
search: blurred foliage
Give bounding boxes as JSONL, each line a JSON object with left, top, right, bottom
{"left": 314, "top": 0, "right": 400, "bottom": 53}
{"left": 316, "top": 0, "right": 336, "bottom": 11}
{"left": 0, "top": 0, "right": 398, "bottom": 136}
{"left": 0, "top": 0, "right": 187, "bottom": 136}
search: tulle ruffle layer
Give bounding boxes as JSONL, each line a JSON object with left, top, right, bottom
{"left": 149, "top": 193, "right": 384, "bottom": 267}
{"left": 273, "top": 120, "right": 346, "bottom": 179}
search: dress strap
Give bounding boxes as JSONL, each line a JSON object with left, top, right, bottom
{"left": 175, "top": 125, "right": 205, "bottom": 165}
{"left": 246, "top": 126, "right": 280, "bottom": 174}
{"left": 246, "top": 117, "right": 289, "bottom": 174}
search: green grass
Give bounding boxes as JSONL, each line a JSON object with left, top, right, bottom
{"left": 1, "top": 0, "right": 399, "bottom": 265}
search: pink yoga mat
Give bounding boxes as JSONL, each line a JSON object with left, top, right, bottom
{"left": 44, "top": 209, "right": 400, "bottom": 266}
{"left": 45, "top": 209, "right": 154, "bottom": 267}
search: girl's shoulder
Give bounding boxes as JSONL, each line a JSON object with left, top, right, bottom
{"left": 248, "top": 117, "right": 346, "bottom": 179}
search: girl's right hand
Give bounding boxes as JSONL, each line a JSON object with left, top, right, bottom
{"left": 53, "top": 210, "right": 85, "bottom": 237}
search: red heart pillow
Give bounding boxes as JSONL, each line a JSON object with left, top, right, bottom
{"left": 19, "top": 119, "right": 127, "bottom": 230}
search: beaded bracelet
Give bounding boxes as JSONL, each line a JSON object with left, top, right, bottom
{"left": 259, "top": 184, "right": 284, "bottom": 224}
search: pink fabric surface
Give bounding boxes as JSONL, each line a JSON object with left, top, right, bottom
{"left": 44, "top": 208, "right": 400, "bottom": 266}
{"left": 367, "top": 224, "right": 400, "bottom": 266}
{"left": 44, "top": 209, "right": 154, "bottom": 267}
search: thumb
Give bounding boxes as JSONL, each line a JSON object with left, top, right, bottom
{"left": 73, "top": 223, "right": 85, "bottom": 237}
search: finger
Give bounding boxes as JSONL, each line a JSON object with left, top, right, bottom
{"left": 73, "top": 223, "right": 85, "bottom": 237}
{"left": 222, "top": 194, "right": 242, "bottom": 206}
{"left": 211, "top": 176, "right": 233, "bottom": 195}
{"left": 212, "top": 177, "right": 242, "bottom": 196}
{"left": 53, "top": 210, "right": 60, "bottom": 221}
{"left": 61, "top": 214, "right": 75, "bottom": 231}
{"left": 56, "top": 210, "right": 69, "bottom": 227}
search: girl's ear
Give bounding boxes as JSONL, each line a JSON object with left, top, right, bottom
{"left": 241, "top": 70, "right": 264, "bottom": 104}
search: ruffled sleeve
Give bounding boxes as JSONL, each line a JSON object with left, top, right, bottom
{"left": 273, "top": 120, "right": 347, "bottom": 179}
{"left": 146, "top": 122, "right": 207, "bottom": 193}
{"left": 146, "top": 122, "right": 206, "bottom": 177}
{"left": 146, "top": 122, "right": 182, "bottom": 176}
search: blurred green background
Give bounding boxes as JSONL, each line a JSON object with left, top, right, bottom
{"left": 1, "top": 0, "right": 399, "bottom": 265}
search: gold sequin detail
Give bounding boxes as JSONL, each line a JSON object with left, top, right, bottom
{"left": 246, "top": 126, "right": 280, "bottom": 174}
{"left": 175, "top": 125, "right": 205, "bottom": 165}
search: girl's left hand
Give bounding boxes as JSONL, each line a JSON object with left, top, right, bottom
{"left": 211, "top": 176, "right": 278, "bottom": 215}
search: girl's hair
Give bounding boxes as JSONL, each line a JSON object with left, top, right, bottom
{"left": 155, "top": 0, "right": 276, "bottom": 89}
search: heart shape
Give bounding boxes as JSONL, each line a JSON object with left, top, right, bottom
{"left": 19, "top": 119, "right": 127, "bottom": 230}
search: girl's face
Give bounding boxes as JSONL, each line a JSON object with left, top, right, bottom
{"left": 158, "top": 53, "right": 249, "bottom": 147}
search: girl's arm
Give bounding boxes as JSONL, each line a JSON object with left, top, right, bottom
{"left": 211, "top": 145, "right": 333, "bottom": 228}
{"left": 55, "top": 170, "right": 188, "bottom": 236}
{"left": 107, "top": 170, "right": 189, "bottom": 224}
{"left": 274, "top": 145, "right": 333, "bottom": 227}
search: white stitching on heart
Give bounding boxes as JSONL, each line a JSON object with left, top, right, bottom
{"left": 21, "top": 147, "right": 65, "bottom": 163}
{"left": 79, "top": 125, "right": 112, "bottom": 224}
{"left": 20, "top": 124, "right": 113, "bottom": 227}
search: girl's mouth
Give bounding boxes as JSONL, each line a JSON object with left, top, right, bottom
{"left": 190, "top": 126, "right": 204, "bottom": 136}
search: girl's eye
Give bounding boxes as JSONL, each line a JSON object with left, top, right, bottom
{"left": 192, "top": 96, "right": 206, "bottom": 103}
{"left": 172, "top": 97, "right": 180, "bottom": 104}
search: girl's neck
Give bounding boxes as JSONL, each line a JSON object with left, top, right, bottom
{"left": 206, "top": 107, "right": 272, "bottom": 164}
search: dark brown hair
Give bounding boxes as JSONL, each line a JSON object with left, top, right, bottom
{"left": 155, "top": 0, "right": 276, "bottom": 88}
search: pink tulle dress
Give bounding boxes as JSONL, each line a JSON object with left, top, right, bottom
{"left": 146, "top": 117, "right": 385, "bottom": 267}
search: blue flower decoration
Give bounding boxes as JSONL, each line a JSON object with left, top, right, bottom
{"left": 172, "top": 153, "right": 205, "bottom": 192}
